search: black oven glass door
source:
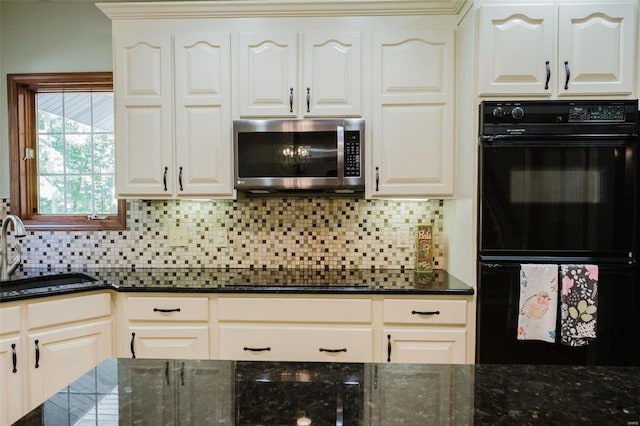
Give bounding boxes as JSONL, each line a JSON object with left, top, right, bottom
{"left": 477, "top": 262, "right": 640, "bottom": 365}
{"left": 237, "top": 131, "right": 338, "bottom": 178}
{"left": 479, "top": 138, "right": 636, "bottom": 257}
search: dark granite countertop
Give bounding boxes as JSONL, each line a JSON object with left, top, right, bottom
{"left": 0, "top": 268, "right": 473, "bottom": 302}
{"left": 13, "top": 358, "right": 640, "bottom": 425}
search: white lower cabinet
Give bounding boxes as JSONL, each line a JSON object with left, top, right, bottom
{"left": 218, "top": 324, "right": 372, "bottom": 362}
{"left": 384, "top": 328, "right": 467, "bottom": 364}
{"left": 27, "top": 320, "right": 112, "bottom": 409}
{"left": 2, "top": 290, "right": 471, "bottom": 423}
{"left": 119, "top": 294, "right": 470, "bottom": 364}
{"left": 25, "top": 293, "right": 113, "bottom": 411}
{"left": 122, "top": 295, "right": 210, "bottom": 360}
{"left": 382, "top": 298, "right": 468, "bottom": 364}
{"left": 0, "top": 306, "right": 25, "bottom": 426}
{"left": 217, "top": 297, "right": 374, "bottom": 362}
{"left": 0, "top": 292, "right": 113, "bottom": 422}
{"left": 128, "top": 326, "right": 210, "bottom": 360}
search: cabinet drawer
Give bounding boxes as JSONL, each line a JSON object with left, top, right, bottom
{"left": 27, "top": 293, "right": 112, "bottom": 330}
{"left": 219, "top": 325, "right": 373, "bottom": 362}
{"left": 218, "top": 297, "right": 371, "bottom": 323}
{"left": 0, "top": 306, "right": 21, "bottom": 334}
{"left": 383, "top": 299, "right": 467, "bottom": 325}
{"left": 127, "top": 297, "right": 209, "bottom": 321}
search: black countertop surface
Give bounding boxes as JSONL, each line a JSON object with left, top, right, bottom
{"left": 13, "top": 358, "right": 640, "bottom": 425}
{"left": 0, "top": 268, "right": 473, "bottom": 302}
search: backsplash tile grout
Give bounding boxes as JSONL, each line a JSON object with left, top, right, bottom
{"left": 1, "top": 197, "right": 444, "bottom": 270}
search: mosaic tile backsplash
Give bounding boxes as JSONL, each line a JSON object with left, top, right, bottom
{"left": 0, "top": 197, "right": 444, "bottom": 270}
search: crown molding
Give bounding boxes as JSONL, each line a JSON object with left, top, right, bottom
{"left": 96, "top": 0, "right": 469, "bottom": 19}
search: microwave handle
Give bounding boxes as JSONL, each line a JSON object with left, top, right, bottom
{"left": 337, "top": 125, "right": 345, "bottom": 183}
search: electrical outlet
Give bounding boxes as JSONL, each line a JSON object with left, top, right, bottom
{"left": 168, "top": 228, "right": 189, "bottom": 247}
{"left": 214, "top": 229, "right": 228, "bottom": 247}
{"left": 396, "top": 227, "right": 411, "bottom": 248}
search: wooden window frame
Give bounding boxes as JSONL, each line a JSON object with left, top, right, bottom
{"left": 7, "top": 72, "right": 126, "bottom": 231}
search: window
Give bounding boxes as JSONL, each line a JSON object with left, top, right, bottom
{"left": 8, "top": 73, "right": 126, "bottom": 230}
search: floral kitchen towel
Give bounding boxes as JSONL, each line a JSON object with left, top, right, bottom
{"left": 517, "top": 264, "right": 558, "bottom": 343}
{"left": 560, "top": 265, "right": 598, "bottom": 346}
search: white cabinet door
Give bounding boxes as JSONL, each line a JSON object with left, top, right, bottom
{"left": 384, "top": 328, "right": 466, "bottom": 364}
{"left": 27, "top": 319, "right": 113, "bottom": 409}
{"left": 174, "top": 33, "right": 233, "bottom": 196}
{"left": 114, "top": 32, "right": 173, "bottom": 197}
{"left": 238, "top": 33, "right": 298, "bottom": 117}
{"left": 302, "top": 32, "right": 361, "bottom": 117}
{"left": 371, "top": 31, "right": 455, "bottom": 197}
{"left": 478, "top": 5, "right": 555, "bottom": 96}
{"left": 115, "top": 30, "right": 233, "bottom": 198}
{"left": 558, "top": 3, "right": 636, "bottom": 96}
{"left": 124, "top": 295, "right": 210, "bottom": 360}
{"left": 0, "top": 335, "right": 25, "bottom": 426}
{"left": 478, "top": 3, "right": 637, "bottom": 97}
{"left": 128, "top": 326, "right": 210, "bottom": 360}
{"left": 0, "top": 305, "right": 24, "bottom": 425}
{"left": 238, "top": 32, "right": 362, "bottom": 118}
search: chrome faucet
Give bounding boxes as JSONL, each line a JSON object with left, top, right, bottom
{"left": 1, "top": 215, "right": 27, "bottom": 281}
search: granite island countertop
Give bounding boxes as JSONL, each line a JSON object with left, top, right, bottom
{"left": 1, "top": 268, "right": 473, "bottom": 302}
{"left": 13, "top": 358, "right": 640, "bottom": 425}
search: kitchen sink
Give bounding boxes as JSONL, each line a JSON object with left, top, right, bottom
{"left": 0, "top": 272, "right": 97, "bottom": 292}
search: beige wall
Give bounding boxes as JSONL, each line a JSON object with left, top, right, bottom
{"left": 0, "top": 1, "right": 112, "bottom": 197}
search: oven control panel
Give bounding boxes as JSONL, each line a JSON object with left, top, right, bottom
{"left": 568, "top": 104, "right": 626, "bottom": 122}
{"left": 480, "top": 100, "right": 638, "bottom": 136}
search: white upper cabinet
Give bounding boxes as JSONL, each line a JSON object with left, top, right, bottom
{"left": 558, "top": 3, "right": 636, "bottom": 96}
{"left": 478, "top": 2, "right": 637, "bottom": 97}
{"left": 100, "top": 2, "right": 461, "bottom": 200}
{"left": 371, "top": 31, "right": 455, "bottom": 197}
{"left": 115, "top": 32, "right": 173, "bottom": 196}
{"left": 174, "top": 33, "right": 232, "bottom": 196}
{"left": 302, "top": 32, "right": 361, "bottom": 117}
{"left": 114, "top": 29, "right": 233, "bottom": 198}
{"left": 478, "top": 5, "right": 555, "bottom": 96}
{"left": 238, "top": 33, "right": 298, "bottom": 118}
{"left": 238, "top": 32, "right": 361, "bottom": 118}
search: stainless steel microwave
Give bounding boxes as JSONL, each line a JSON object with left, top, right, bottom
{"left": 233, "top": 119, "right": 365, "bottom": 194}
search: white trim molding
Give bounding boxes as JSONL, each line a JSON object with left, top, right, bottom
{"left": 96, "top": 0, "right": 469, "bottom": 19}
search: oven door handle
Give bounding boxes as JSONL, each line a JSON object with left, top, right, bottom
{"left": 479, "top": 134, "right": 633, "bottom": 147}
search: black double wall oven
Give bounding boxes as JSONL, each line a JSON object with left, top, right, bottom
{"left": 477, "top": 100, "right": 640, "bottom": 365}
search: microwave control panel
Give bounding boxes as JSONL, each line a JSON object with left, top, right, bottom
{"left": 344, "top": 131, "right": 361, "bottom": 177}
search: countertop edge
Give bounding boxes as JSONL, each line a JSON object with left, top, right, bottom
{"left": 1, "top": 268, "right": 474, "bottom": 302}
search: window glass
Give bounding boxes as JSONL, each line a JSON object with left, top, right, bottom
{"left": 37, "top": 92, "right": 116, "bottom": 215}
